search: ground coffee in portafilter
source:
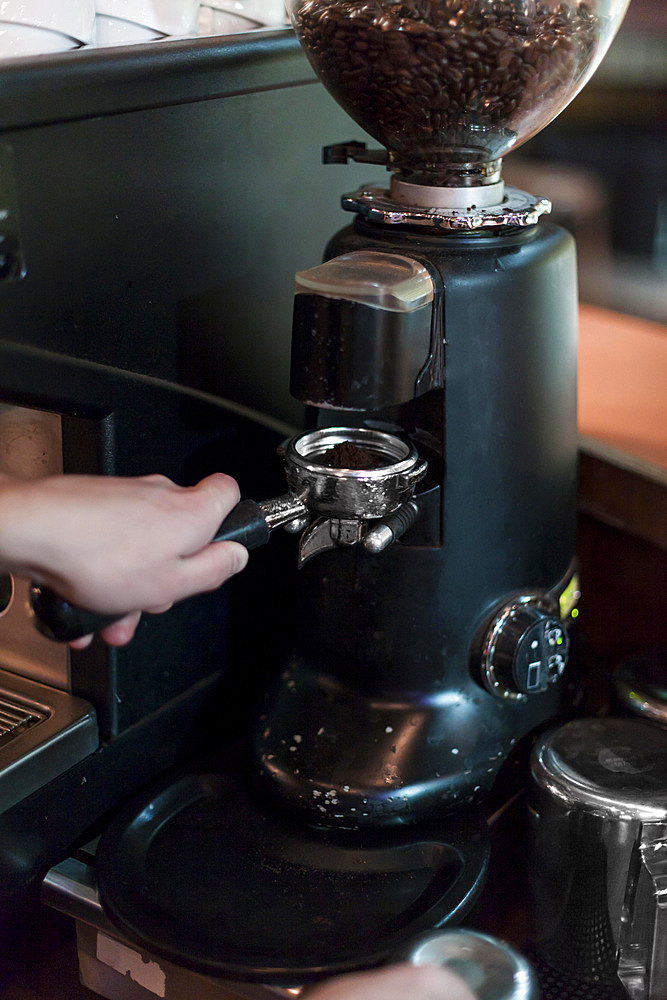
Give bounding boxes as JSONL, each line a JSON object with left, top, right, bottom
{"left": 317, "top": 440, "right": 391, "bottom": 468}
{"left": 293, "top": 0, "right": 598, "bottom": 174}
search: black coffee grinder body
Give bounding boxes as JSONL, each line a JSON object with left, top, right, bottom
{"left": 254, "top": 193, "right": 580, "bottom": 827}
{"left": 247, "top": 0, "right": 634, "bottom": 831}
{"left": 247, "top": 0, "right": 631, "bottom": 831}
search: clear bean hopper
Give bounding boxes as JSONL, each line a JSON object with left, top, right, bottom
{"left": 289, "top": 0, "right": 629, "bottom": 200}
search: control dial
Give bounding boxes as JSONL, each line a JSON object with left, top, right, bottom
{"left": 0, "top": 573, "right": 13, "bottom": 615}
{"left": 481, "top": 599, "right": 570, "bottom": 700}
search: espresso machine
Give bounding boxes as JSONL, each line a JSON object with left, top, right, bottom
{"left": 0, "top": 30, "right": 375, "bottom": 934}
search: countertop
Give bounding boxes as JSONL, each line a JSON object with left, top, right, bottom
{"left": 578, "top": 303, "right": 667, "bottom": 471}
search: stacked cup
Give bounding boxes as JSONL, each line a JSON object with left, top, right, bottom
{"left": 198, "top": 0, "right": 286, "bottom": 36}
{"left": 0, "top": 0, "right": 95, "bottom": 57}
{"left": 94, "top": 0, "right": 200, "bottom": 45}
{"left": 0, "top": 0, "right": 284, "bottom": 53}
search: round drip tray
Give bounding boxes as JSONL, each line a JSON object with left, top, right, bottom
{"left": 96, "top": 766, "right": 489, "bottom": 985}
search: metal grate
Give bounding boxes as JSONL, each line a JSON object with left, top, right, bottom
{"left": 527, "top": 949, "right": 628, "bottom": 1000}
{"left": 0, "top": 695, "right": 47, "bottom": 748}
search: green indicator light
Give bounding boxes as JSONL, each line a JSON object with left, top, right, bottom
{"left": 571, "top": 608, "right": 579, "bottom": 619}
{"left": 557, "top": 637, "right": 563, "bottom": 645}
{"left": 559, "top": 573, "right": 581, "bottom": 618}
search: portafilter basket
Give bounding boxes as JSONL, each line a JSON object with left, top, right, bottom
{"left": 285, "top": 426, "right": 427, "bottom": 518}
{"left": 29, "top": 426, "right": 427, "bottom": 642}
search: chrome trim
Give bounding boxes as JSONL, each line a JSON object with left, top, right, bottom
{"left": 43, "top": 854, "right": 302, "bottom": 997}
{"left": 479, "top": 562, "right": 579, "bottom": 700}
{"left": 0, "top": 667, "right": 98, "bottom": 813}
{"left": 342, "top": 185, "right": 551, "bottom": 231}
{"left": 481, "top": 596, "right": 543, "bottom": 702}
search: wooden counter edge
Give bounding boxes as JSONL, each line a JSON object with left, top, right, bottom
{"left": 578, "top": 436, "right": 667, "bottom": 551}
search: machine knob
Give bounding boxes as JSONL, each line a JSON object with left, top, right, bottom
{"left": 482, "top": 601, "right": 569, "bottom": 699}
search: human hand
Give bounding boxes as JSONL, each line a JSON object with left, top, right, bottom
{"left": 0, "top": 472, "right": 248, "bottom": 647}
{"left": 301, "top": 963, "right": 476, "bottom": 1000}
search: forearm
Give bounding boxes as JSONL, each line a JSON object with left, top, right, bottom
{"left": 0, "top": 475, "right": 52, "bottom": 576}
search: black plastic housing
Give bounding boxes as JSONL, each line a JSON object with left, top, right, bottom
{"left": 254, "top": 215, "right": 579, "bottom": 826}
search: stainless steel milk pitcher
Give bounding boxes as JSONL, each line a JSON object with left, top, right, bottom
{"left": 527, "top": 717, "right": 667, "bottom": 999}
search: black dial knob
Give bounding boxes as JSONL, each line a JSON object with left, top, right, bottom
{"left": 0, "top": 573, "right": 13, "bottom": 616}
{"left": 483, "top": 602, "right": 569, "bottom": 698}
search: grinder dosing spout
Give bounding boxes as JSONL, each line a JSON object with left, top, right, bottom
{"left": 291, "top": 250, "right": 443, "bottom": 410}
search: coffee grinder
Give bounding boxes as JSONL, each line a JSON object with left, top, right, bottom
{"left": 33, "top": 0, "right": 629, "bottom": 836}
{"left": 249, "top": 0, "right": 629, "bottom": 829}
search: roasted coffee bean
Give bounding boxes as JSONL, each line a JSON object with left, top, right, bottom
{"left": 427, "top": 40, "right": 448, "bottom": 58}
{"left": 293, "top": 0, "right": 600, "bottom": 173}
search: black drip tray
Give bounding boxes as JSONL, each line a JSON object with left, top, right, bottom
{"left": 96, "top": 767, "right": 489, "bottom": 986}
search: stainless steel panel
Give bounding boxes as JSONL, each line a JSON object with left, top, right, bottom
{"left": 0, "top": 404, "right": 70, "bottom": 690}
{"left": 0, "top": 667, "right": 98, "bottom": 813}
{"left": 44, "top": 854, "right": 299, "bottom": 1000}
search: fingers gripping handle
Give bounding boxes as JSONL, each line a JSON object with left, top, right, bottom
{"left": 29, "top": 500, "right": 271, "bottom": 643}
{"left": 211, "top": 499, "right": 270, "bottom": 548}
{"left": 28, "top": 586, "right": 123, "bottom": 644}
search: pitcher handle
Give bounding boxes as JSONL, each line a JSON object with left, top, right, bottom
{"left": 617, "top": 821, "right": 667, "bottom": 1000}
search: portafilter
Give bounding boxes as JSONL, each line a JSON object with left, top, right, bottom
{"left": 29, "top": 426, "right": 427, "bottom": 642}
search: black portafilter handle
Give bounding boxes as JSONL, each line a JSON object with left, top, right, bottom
{"left": 29, "top": 500, "right": 272, "bottom": 644}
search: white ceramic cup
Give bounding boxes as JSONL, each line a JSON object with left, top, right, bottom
{"left": 93, "top": 14, "right": 165, "bottom": 45}
{"left": 0, "top": 23, "right": 76, "bottom": 56}
{"left": 198, "top": 5, "right": 260, "bottom": 34}
{"left": 0, "top": 0, "right": 96, "bottom": 44}
{"left": 94, "top": 0, "right": 200, "bottom": 36}
{"left": 203, "top": 0, "right": 285, "bottom": 27}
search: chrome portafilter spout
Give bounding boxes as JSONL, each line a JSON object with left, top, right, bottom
{"left": 29, "top": 426, "right": 427, "bottom": 643}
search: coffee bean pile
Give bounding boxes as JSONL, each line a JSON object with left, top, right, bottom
{"left": 293, "top": 0, "right": 599, "bottom": 173}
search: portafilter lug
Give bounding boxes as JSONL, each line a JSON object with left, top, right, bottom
{"left": 297, "top": 516, "right": 366, "bottom": 567}
{"left": 363, "top": 499, "right": 420, "bottom": 554}
{"left": 297, "top": 498, "right": 421, "bottom": 566}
